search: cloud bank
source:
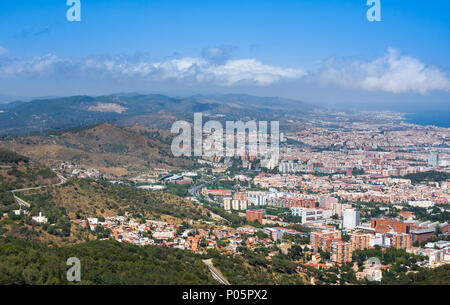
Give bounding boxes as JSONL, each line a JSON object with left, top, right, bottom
{"left": 0, "top": 53, "right": 305, "bottom": 87}
{"left": 317, "top": 48, "right": 450, "bottom": 94}
{"left": 0, "top": 48, "right": 448, "bottom": 94}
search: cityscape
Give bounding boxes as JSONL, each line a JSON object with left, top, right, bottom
{"left": 0, "top": 0, "right": 448, "bottom": 297}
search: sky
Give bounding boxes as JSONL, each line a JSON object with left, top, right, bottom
{"left": 0, "top": 0, "right": 449, "bottom": 112}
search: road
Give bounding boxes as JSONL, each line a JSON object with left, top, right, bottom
{"left": 11, "top": 173, "right": 66, "bottom": 194}
{"left": 11, "top": 172, "right": 67, "bottom": 208}
{"left": 188, "top": 176, "right": 218, "bottom": 201}
{"left": 13, "top": 195, "right": 31, "bottom": 208}
{"left": 203, "top": 259, "right": 230, "bottom": 285}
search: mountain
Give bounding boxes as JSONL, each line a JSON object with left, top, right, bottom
{"left": 0, "top": 93, "right": 318, "bottom": 135}
{"left": 0, "top": 94, "right": 28, "bottom": 104}
{"left": 0, "top": 123, "right": 192, "bottom": 177}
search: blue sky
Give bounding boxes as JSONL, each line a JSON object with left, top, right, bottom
{"left": 0, "top": 0, "right": 449, "bottom": 111}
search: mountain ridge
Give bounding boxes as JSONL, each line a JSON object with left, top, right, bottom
{"left": 0, "top": 93, "right": 318, "bottom": 135}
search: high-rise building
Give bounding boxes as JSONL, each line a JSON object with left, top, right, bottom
{"left": 331, "top": 241, "right": 353, "bottom": 265}
{"left": 343, "top": 208, "right": 360, "bottom": 230}
{"left": 391, "top": 233, "right": 412, "bottom": 249}
{"left": 351, "top": 232, "right": 371, "bottom": 250}
{"left": 223, "top": 197, "right": 232, "bottom": 211}
{"left": 319, "top": 195, "right": 338, "bottom": 209}
{"left": 310, "top": 230, "right": 342, "bottom": 252}
{"left": 428, "top": 153, "right": 439, "bottom": 167}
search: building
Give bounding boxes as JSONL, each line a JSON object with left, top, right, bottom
{"left": 318, "top": 195, "right": 338, "bottom": 209}
{"left": 291, "top": 207, "right": 331, "bottom": 224}
{"left": 407, "top": 200, "right": 435, "bottom": 208}
{"left": 202, "top": 189, "right": 233, "bottom": 197}
{"left": 310, "top": 230, "right": 342, "bottom": 252}
{"left": 278, "top": 160, "right": 298, "bottom": 173}
{"left": 351, "top": 232, "right": 371, "bottom": 250}
{"left": 390, "top": 233, "right": 412, "bottom": 249}
{"left": 32, "top": 212, "right": 48, "bottom": 224}
{"left": 331, "top": 241, "right": 352, "bottom": 265}
{"left": 371, "top": 218, "right": 420, "bottom": 234}
{"left": 231, "top": 192, "right": 249, "bottom": 210}
{"left": 410, "top": 247, "right": 448, "bottom": 267}
{"left": 152, "top": 230, "right": 176, "bottom": 240}
{"left": 223, "top": 197, "right": 232, "bottom": 211}
{"left": 264, "top": 227, "right": 283, "bottom": 241}
{"left": 343, "top": 208, "right": 360, "bottom": 230}
{"left": 247, "top": 191, "right": 268, "bottom": 206}
{"left": 428, "top": 153, "right": 439, "bottom": 167}
{"left": 268, "top": 196, "right": 315, "bottom": 209}
{"left": 410, "top": 227, "right": 435, "bottom": 244}
{"left": 246, "top": 209, "right": 265, "bottom": 225}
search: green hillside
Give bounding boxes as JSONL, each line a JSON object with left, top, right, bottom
{"left": 0, "top": 237, "right": 216, "bottom": 285}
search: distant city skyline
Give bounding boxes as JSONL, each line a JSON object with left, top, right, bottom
{"left": 0, "top": 0, "right": 449, "bottom": 111}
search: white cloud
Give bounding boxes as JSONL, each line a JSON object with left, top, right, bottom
{"left": 0, "top": 46, "right": 8, "bottom": 56}
{"left": 0, "top": 48, "right": 448, "bottom": 94}
{"left": 317, "top": 48, "right": 450, "bottom": 94}
{"left": 0, "top": 53, "right": 305, "bottom": 86}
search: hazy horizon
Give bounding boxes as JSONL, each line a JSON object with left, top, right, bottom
{"left": 0, "top": 0, "right": 449, "bottom": 114}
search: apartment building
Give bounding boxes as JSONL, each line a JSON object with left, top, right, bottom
{"left": 331, "top": 241, "right": 353, "bottom": 265}
{"left": 310, "top": 230, "right": 342, "bottom": 252}
{"left": 350, "top": 232, "right": 371, "bottom": 250}
{"left": 390, "top": 233, "right": 412, "bottom": 250}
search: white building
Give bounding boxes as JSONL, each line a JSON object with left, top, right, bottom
{"left": 343, "top": 208, "right": 360, "bottom": 230}
{"left": 247, "top": 191, "right": 268, "bottom": 206}
{"left": 278, "top": 161, "right": 298, "bottom": 173}
{"left": 152, "top": 230, "right": 176, "bottom": 240}
{"left": 223, "top": 197, "right": 232, "bottom": 211}
{"left": 291, "top": 207, "right": 331, "bottom": 224}
{"left": 369, "top": 233, "right": 383, "bottom": 247}
{"left": 428, "top": 153, "right": 439, "bottom": 167}
{"left": 32, "top": 212, "right": 48, "bottom": 224}
{"left": 408, "top": 200, "right": 435, "bottom": 208}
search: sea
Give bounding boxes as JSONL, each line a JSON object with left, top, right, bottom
{"left": 404, "top": 111, "right": 450, "bottom": 128}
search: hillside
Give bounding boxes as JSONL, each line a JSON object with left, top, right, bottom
{"left": 0, "top": 93, "right": 317, "bottom": 134}
{"left": 0, "top": 177, "right": 212, "bottom": 245}
{"left": 0, "top": 238, "right": 216, "bottom": 285}
{"left": 0, "top": 123, "right": 193, "bottom": 177}
{"left": 0, "top": 146, "right": 59, "bottom": 214}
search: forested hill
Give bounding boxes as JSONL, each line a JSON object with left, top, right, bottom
{"left": 0, "top": 146, "right": 59, "bottom": 215}
{"left": 0, "top": 238, "right": 216, "bottom": 285}
{"left": 0, "top": 93, "right": 317, "bottom": 135}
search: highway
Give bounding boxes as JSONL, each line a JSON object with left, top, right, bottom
{"left": 188, "top": 176, "right": 218, "bottom": 201}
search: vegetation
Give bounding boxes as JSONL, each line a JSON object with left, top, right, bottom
{"left": 402, "top": 171, "right": 450, "bottom": 184}
{"left": 210, "top": 247, "right": 305, "bottom": 285}
{"left": 381, "top": 264, "right": 450, "bottom": 285}
{"left": 408, "top": 206, "right": 449, "bottom": 222}
{"left": 352, "top": 167, "right": 365, "bottom": 176}
{"left": 0, "top": 237, "right": 215, "bottom": 285}
{"left": 0, "top": 147, "right": 29, "bottom": 164}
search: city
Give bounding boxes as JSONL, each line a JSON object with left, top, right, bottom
{"left": 0, "top": 0, "right": 448, "bottom": 299}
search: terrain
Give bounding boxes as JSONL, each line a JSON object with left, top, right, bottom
{"left": 0, "top": 123, "right": 193, "bottom": 177}
{"left": 0, "top": 93, "right": 318, "bottom": 135}
{"left": 0, "top": 237, "right": 216, "bottom": 285}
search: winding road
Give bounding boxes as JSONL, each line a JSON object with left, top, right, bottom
{"left": 11, "top": 173, "right": 67, "bottom": 208}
